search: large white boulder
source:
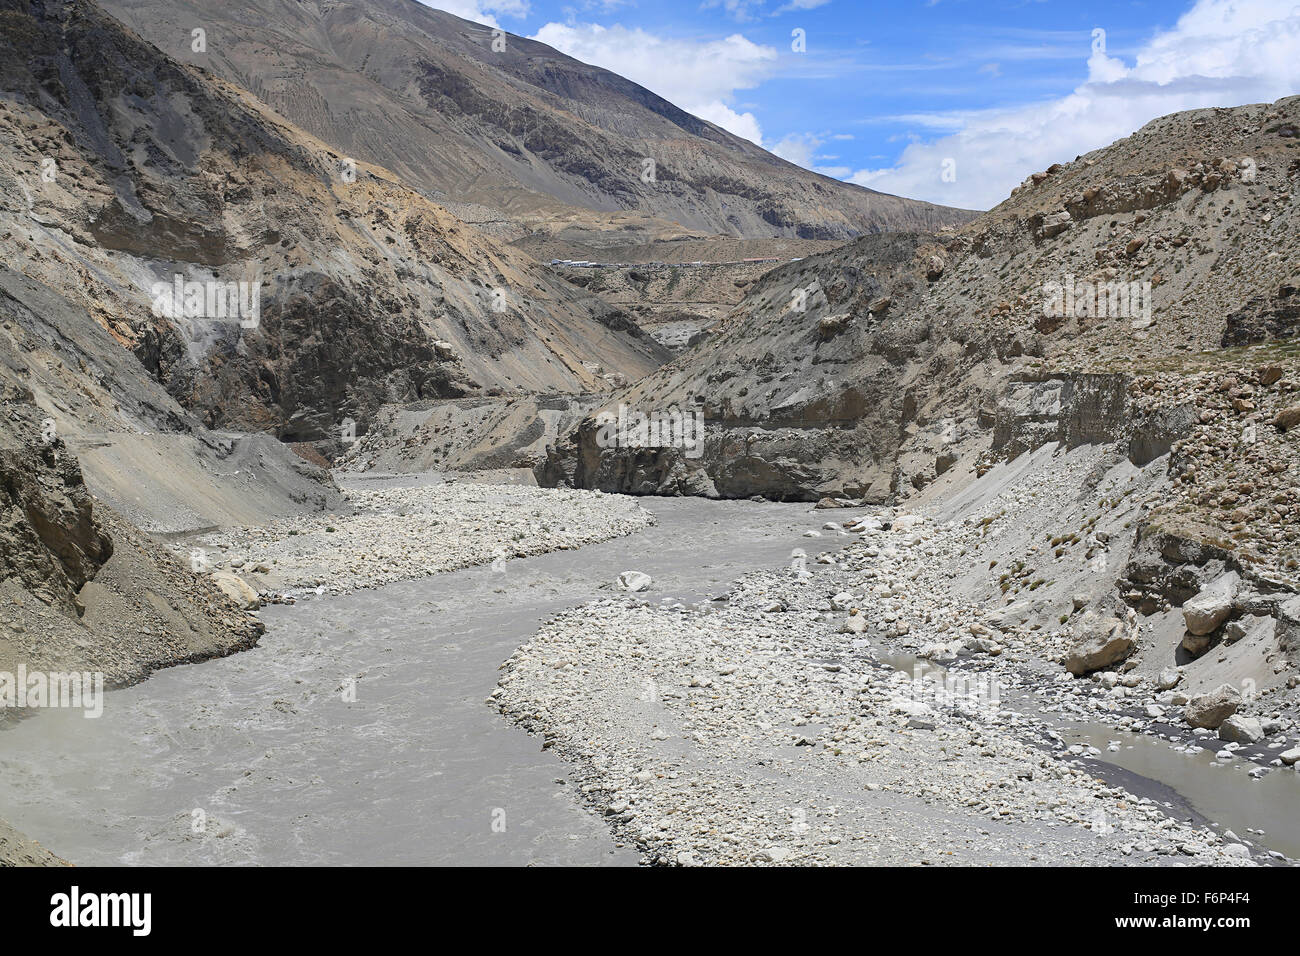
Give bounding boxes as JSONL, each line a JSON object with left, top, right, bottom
{"left": 1218, "top": 715, "right": 1265, "bottom": 744}
{"left": 1064, "top": 611, "right": 1138, "bottom": 675}
{"left": 616, "top": 571, "right": 653, "bottom": 592}
{"left": 1184, "top": 684, "right": 1242, "bottom": 729}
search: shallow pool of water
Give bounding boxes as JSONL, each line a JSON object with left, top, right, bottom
{"left": 871, "top": 648, "right": 1300, "bottom": 860}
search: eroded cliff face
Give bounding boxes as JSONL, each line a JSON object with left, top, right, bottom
{"left": 0, "top": 390, "right": 112, "bottom": 617}
{"left": 0, "top": 383, "right": 268, "bottom": 699}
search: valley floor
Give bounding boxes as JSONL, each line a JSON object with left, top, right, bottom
{"left": 4, "top": 464, "right": 1295, "bottom": 866}
{"left": 495, "top": 444, "right": 1300, "bottom": 866}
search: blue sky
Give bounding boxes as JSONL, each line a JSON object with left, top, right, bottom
{"left": 423, "top": 0, "right": 1300, "bottom": 209}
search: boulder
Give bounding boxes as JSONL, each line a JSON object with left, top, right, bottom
{"left": 1275, "top": 406, "right": 1300, "bottom": 431}
{"left": 1182, "top": 574, "right": 1239, "bottom": 635}
{"left": 891, "top": 514, "right": 924, "bottom": 532}
{"left": 1218, "top": 715, "right": 1265, "bottom": 744}
{"left": 840, "top": 612, "right": 868, "bottom": 634}
{"left": 1184, "top": 683, "right": 1242, "bottom": 729}
{"left": 1064, "top": 612, "right": 1138, "bottom": 675}
{"left": 1157, "top": 667, "right": 1182, "bottom": 690}
{"left": 1039, "top": 209, "right": 1072, "bottom": 239}
{"left": 1221, "top": 620, "right": 1248, "bottom": 645}
{"left": 988, "top": 599, "right": 1035, "bottom": 632}
{"left": 817, "top": 314, "right": 851, "bottom": 339}
{"left": 210, "top": 570, "right": 261, "bottom": 610}
{"left": 616, "top": 570, "right": 652, "bottom": 592}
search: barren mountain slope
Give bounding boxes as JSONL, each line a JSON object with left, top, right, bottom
{"left": 518, "top": 236, "right": 845, "bottom": 349}
{"left": 0, "top": 382, "right": 266, "bottom": 700}
{"left": 0, "top": 0, "right": 668, "bottom": 451}
{"left": 96, "top": 0, "right": 975, "bottom": 243}
{"left": 530, "top": 97, "right": 1300, "bottom": 582}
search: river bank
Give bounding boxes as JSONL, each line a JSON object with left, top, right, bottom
{"left": 4, "top": 472, "right": 1295, "bottom": 866}
{"left": 495, "top": 448, "right": 1300, "bottom": 866}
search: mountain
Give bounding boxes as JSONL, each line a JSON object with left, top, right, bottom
{"left": 0, "top": 0, "right": 676, "bottom": 700}
{"left": 0, "top": 0, "right": 668, "bottom": 450}
{"left": 96, "top": 0, "right": 975, "bottom": 243}
{"left": 364, "top": 98, "right": 1299, "bottom": 595}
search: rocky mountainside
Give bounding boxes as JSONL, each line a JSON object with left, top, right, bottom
{"left": 341, "top": 96, "right": 1300, "bottom": 731}
{"left": 0, "top": 0, "right": 668, "bottom": 453}
{"left": 96, "top": 0, "right": 974, "bottom": 244}
{"left": 542, "top": 101, "right": 1298, "bottom": 498}
{"left": 0, "top": 252, "right": 330, "bottom": 701}
{"left": 473, "top": 95, "right": 1300, "bottom": 738}
{"left": 515, "top": 236, "right": 845, "bottom": 350}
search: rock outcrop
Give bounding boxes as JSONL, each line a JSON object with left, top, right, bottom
{"left": 0, "top": 392, "right": 112, "bottom": 617}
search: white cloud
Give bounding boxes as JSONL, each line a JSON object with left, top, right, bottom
{"left": 848, "top": 0, "right": 1300, "bottom": 209}
{"left": 416, "top": 1, "right": 530, "bottom": 27}
{"left": 530, "top": 23, "right": 778, "bottom": 143}
{"left": 770, "top": 132, "right": 851, "bottom": 177}
{"left": 702, "top": 0, "right": 767, "bottom": 22}
{"left": 773, "top": 0, "right": 834, "bottom": 14}
{"left": 693, "top": 102, "right": 766, "bottom": 144}
{"left": 771, "top": 132, "right": 819, "bottom": 167}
